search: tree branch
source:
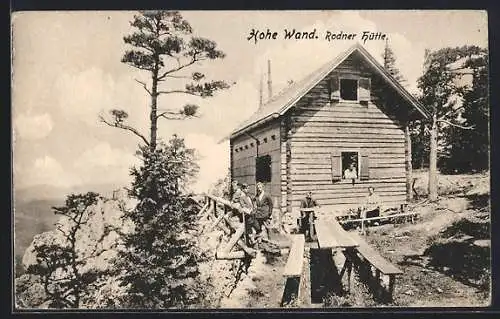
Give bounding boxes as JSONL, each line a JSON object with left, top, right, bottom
{"left": 157, "top": 53, "right": 200, "bottom": 80}
{"left": 156, "top": 90, "right": 200, "bottom": 96}
{"left": 99, "top": 115, "right": 150, "bottom": 145}
{"left": 163, "top": 74, "right": 192, "bottom": 79}
{"left": 134, "top": 79, "right": 152, "bottom": 95}
{"left": 156, "top": 110, "right": 180, "bottom": 119}
{"left": 158, "top": 113, "right": 188, "bottom": 121}
{"left": 437, "top": 119, "right": 475, "bottom": 130}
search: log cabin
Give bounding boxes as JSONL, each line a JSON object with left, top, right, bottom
{"left": 228, "top": 43, "right": 429, "bottom": 219}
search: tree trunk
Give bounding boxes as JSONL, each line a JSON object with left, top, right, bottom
{"left": 420, "top": 122, "right": 426, "bottom": 169}
{"left": 405, "top": 123, "right": 413, "bottom": 202}
{"left": 150, "top": 69, "right": 158, "bottom": 152}
{"left": 428, "top": 113, "right": 438, "bottom": 201}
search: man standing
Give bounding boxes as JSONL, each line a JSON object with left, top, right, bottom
{"left": 300, "top": 191, "right": 318, "bottom": 209}
{"left": 299, "top": 191, "right": 319, "bottom": 240}
{"left": 238, "top": 183, "right": 254, "bottom": 215}
{"left": 362, "top": 186, "right": 381, "bottom": 226}
{"left": 254, "top": 182, "right": 273, "bottom": 239}
{"left": 231, "top": 180, "right": 242, "bottom": 204}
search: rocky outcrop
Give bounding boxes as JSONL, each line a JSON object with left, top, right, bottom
{"left": 16, "top": 189, "right": 134, "bottom": 309}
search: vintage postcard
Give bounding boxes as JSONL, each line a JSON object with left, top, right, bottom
{"left": 12, "top": 10, "right": 490, "bottom": 310}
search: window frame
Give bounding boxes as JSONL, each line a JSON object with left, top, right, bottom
{"left": 339, "top": 77, "right": 360, "bottom": 103}
{"left": 340, "top": 149, "right": 361, "bottom": 181}
{"left": 255, "top": 154, "right": 272, "bottom": 183}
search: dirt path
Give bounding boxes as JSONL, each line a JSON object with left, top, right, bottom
{"left": 220, "top": 194, "right": 490, "bottom": 308}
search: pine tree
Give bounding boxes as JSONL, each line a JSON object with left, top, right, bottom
{"left": 443, "top": 53, "right": 489, "bottom": 173}
{"left": 117, "top": 136, "right": 203, "bottom": 308}
{"left": 26, "top": 193, "right": 101, "bottom": 308}
{"left": 100, "top": 11, "right": 229, "bottom": 152}
{"left": 417, "top": 45, "right": 486, "bottom": 200}
{"left": 382, "top": 39, "right": 406, "bottom": 84}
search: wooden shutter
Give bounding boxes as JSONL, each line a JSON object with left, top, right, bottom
{"left": 360, "top": 153, "right": 370, "bottom": 180}
{"left": 330, "top": 77, "right": 340, "bottom": 102}
{"left": 358, "top": 77, "right": 371, "bottom": 103}
{"left": 331, "top": 151, "right": 341, "bottom": 182}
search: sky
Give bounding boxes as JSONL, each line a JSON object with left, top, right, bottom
{"left": 11, "top": 10, "right": 488, "bottom": 193}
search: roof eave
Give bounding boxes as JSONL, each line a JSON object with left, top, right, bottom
{"left": 228, "top": 112, "right": 281, "bottom": 141}
{"left": 355, "top": 45, "right": 430, "bottom": 120}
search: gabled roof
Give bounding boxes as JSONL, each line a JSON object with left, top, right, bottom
{"left": 228, "top": 43, "right": 429, "bottom": 140}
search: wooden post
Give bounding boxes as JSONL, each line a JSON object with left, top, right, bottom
{"left": 216, "top": 250, "right": 245, "bottom": 260}
{"left": 404, "top": 123, "right": 413, "bottom": 202}
{"left": 429, "top": 112, "right": 438, "bottom": 202}
{"left": 208, "top": 212, "right": 231, "bottom": 232}
{"left": 217, "top": 219, "right": 257, "bottom": 257}
{"left": 222, "top": 225, "right": 246, "bottom": 253}
{"left": 361, "top": 214, "right": 366, "bottom": 235}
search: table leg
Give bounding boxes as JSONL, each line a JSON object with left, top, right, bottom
{"left": 342, "top": 248, "right": 355, "bottom": 293}
{"left": 388, "top": 275, "right": 396, "bottom": 302}
{"left": 346, "top": 251, "right": 353, "bottom": 293}
{"left": 309, "top": 211, "right": 316, "bottom": 241}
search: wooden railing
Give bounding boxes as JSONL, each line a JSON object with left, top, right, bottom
{"left": 199, "top": 194, "right": 257, "bottom": 259}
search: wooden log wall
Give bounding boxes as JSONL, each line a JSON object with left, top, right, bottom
{"left": 231, "top": 120, "right": 282, "bottom": 208}
{"left": 287, "top": 54, "right": 408, "bottom": 213}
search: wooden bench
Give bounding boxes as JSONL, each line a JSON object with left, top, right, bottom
{"left": 349, "top": 233, "right": 403, "bottom": 302}
{"left": 281, "top": 234, "right": 305, "bottom": 306}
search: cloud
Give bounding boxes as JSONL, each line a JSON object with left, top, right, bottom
{"left": 55, "top": 67, "right": 148, "bottom": 129}
{"left": 14, "top": 113, "right": 53, "bottom": 140}
{"left": 184, "top": 133, "right": 229, "bottom": 193}
{"left": 72, "top": 142, "right": 139, "bottom": 187}
{"left": 16, "top": 155, "right": 79, "bottom": 188}
{"left": 75, "top": 142, "right": 138, "bottom": 169}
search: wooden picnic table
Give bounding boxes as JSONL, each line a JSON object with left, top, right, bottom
{"left": 314, "top": 217, "right": 403, "bottom": 301}
{"left": 314, "top": 218, "right": 359, "bottom": 292}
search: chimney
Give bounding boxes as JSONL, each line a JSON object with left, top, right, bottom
{"left": 259, "top": 72, "right": 264, "bottom": 109}
{"left": 267, "top": 59, "right": 273, "bottom": 101}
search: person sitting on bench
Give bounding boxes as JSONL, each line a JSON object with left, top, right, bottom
{"left": 230, "top": 180, "right": 244, "bottom": 221}
{"left": 231, "top": 180, "right": 243, "bottom": 204}
{"left": 361, "top": 186, "right": 381, "bottom": 226}
{"left": 344, "top": 163, "right": 358, "bottom": 186}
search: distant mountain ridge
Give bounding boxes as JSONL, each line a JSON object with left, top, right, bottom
{"left": 14, "top": 183, "right": 125, "bottom": 204}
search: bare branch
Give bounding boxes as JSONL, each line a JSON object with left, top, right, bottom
{"left": 163, "top": 74, "right": 192, "bottom": 79}
{"left": 157, "top": 53, "right": 200, "bottom": 80}
{"left": 158, "top": 113, "right": 188, "bottom": 121}
{"left": 437, "top": 119, "right": 475, "bottom": 130}
{"left": 99, "top": 115, "right": 150, "bottom": 145}
{"left": 156, "top": 110, "right": 180, "bottom": 119}
{"left": 157, "top": 90, "right": 200, "bottom": 96}
{"left": 134, "top": 79, "right": 152, "bottom": 95}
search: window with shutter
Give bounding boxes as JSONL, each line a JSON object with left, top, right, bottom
{"left": 340, "top": 79, "right": 358, "bottom": 101}
{"left": 331, "top": 151, "right": 341, "bottom": 181}
{"left": 358, "top": 77, "right": 371, "bottom": 104}
{"left": 341, "top": 151, "right": 359, "bottom": 180}
{"left": 330, "top": 77, "right": 340, "bottom": 102}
